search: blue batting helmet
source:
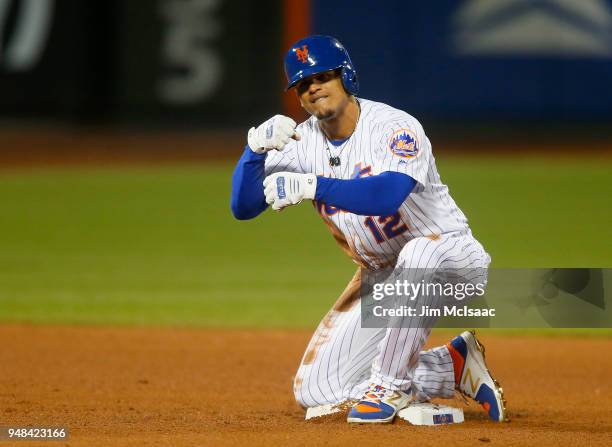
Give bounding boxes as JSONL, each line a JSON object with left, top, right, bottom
{"left": 284, "top": 35, "right": 359, "bottom": 95}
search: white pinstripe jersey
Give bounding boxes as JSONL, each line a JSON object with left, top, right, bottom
{"left": 265, "top": 98, "right": 469, "bottom": 270}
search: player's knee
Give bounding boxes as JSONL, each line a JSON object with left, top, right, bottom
{"left": 293, "top": 369, "right": 329, "bottom": 408}
{"left": 396, "top": 237, "right": 442, "bottom": 269}
{"left": 293, "top": 374, "right": 310, "bottom": 408}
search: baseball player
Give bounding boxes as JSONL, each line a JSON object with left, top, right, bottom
{"left": 231, "top": 35, "right": 506, "bottom": 424}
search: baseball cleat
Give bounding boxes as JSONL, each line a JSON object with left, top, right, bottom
{"left": 446, "top": 330, "right": 507, "bottom": 422}
{"left": 347, "top": 384, "right": 411, "bottom": 424}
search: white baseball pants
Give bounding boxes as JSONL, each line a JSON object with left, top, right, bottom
{"left": 293, "top": 232, "right": 490, "bottom": 408}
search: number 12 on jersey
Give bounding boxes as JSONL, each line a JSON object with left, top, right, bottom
{"left": 364, "top": 212, "right": 409, "bottom": 243}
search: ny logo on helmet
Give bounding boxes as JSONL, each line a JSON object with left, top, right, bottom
{"left": 296, "top": 45, "right": 309, "bottom": 63}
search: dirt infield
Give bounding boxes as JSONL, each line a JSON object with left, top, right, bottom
{"left": 1, "top": 325, "right": 610, "bottom": 446}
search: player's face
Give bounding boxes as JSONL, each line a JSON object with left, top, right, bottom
{"left": 295, "top": 69, "right": 350, "bottom": 120}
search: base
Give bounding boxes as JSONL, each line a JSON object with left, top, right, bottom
{"left": 305, "top": 403, "right": 343, "bottom": 420}
{"left": 397, "top": 402, "right": 464, "bottom": 426}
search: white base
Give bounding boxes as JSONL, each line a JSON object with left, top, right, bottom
{"left": 305, "top": 404, "right": 343, "bottom": 420}
{"left": 397, "top": 402, "right": 464, "bottom": 426}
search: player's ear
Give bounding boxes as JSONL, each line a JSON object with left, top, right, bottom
{"left": 297, "top": 92, "right": 307, "bottom": 110}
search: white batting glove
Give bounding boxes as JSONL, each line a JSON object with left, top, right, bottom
{"left": 247, "top": 115, "right": 300, "bottom": 154}
{"left": 263, "top": 172, "right": 317, "bottom": 211}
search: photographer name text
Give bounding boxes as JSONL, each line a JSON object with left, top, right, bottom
{"left": 372, "top": 305, "right": 496, "bottom": 318}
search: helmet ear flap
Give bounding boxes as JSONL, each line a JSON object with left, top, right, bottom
{"left": 341, "top": 66, "right": 359, "bottom": 95}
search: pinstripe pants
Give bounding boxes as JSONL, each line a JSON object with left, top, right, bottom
{"left": 293, "top": 232, "right": 491, "bottom": 408}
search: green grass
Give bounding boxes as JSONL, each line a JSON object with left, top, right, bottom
{"left": 0, "top": 155, "right": 610, "bottom": 330}
{"left": 445, "top": 156, "right": 612, "bottom": 267}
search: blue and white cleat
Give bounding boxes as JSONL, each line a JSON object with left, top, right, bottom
{"left": 347, "top": 384, "right": 411, "bottom": 424}
{"left": 447, "top": 330, "right": 507, "bottom": 422}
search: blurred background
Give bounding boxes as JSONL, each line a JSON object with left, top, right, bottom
{"left": 0, "top": 0, "right": 610, "bottom": 328}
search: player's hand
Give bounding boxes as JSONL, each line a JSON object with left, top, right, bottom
{"left": 263, "top": 172, "right": 317, "bottom": 211}
{"left": 247, "top": 115, "right": 301, "bottom": 154}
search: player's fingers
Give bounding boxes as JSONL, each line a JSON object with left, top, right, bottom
{"left": 265, "top": 183, "right": 277, "bottom": 198}
{"left": 280, "top": 117, "right": 297, "bottom": 129}
{"left": 272, "top": 200, "right": 286, "bottom": 211}
{"left": 264, "top": 185, "right": 275, "bottom": 199}
{"left": 292, "top": 132, "right": 301, "bottom": 141}
{"left": 278, "top": 121, "right": 296, "bottom": 137}
{"left": 278, "top": 135, "right": 291, "bottom": 147}
{"left": 275, "top": 132, "right": 291, "bottom": 147}
{"left": 263, "top": 174, "right": 275, "bottom": 189}
{"left": 270, "top": 136, "right": 284, "bottom": 150}
{"left": 265, "top": 178, "right": 281, "bottom": 197}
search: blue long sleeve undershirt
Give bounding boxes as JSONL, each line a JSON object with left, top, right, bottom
{"left": 230, "top": 146, "right": 416, "bottom": 219}
{"left": 230, "top": 147, "right": 268, "bottom": 220}
{"left": 315, "top": 172, "right": 416, "bottom": 216}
